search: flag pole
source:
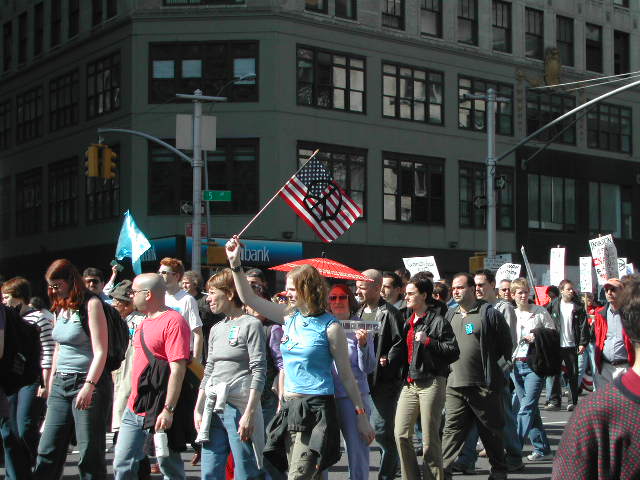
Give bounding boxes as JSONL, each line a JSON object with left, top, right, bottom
{"left": 237, "top": 149, "right": 320, "bottom": 239}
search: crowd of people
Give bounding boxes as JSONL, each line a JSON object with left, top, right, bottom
{"left": 0, "top": 238, "right": 639, "bottom": 479}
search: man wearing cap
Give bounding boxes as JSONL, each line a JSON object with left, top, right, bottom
{"left": 593, "top": 278, "right": 635, "bottom": 388}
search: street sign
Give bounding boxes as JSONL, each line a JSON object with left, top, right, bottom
{"left": 176, "top": 114, "right": 217, "bottom": 151}
{"left": 186, "top": 223, "right": 208, "bottom": 238}
{"left": 202, "top": 190, "right": 232, "bottom": 202}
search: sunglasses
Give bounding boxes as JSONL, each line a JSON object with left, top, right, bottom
{"left": 158, "top": 270, "right": 175, "bottom": 276}
{"left": 329, "top": 295, "right": 348, "bottom": 301}
{"left": 85, "top": 278, "right": 101, "bottom": 285}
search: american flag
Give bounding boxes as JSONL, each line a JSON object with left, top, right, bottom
{"left": 279, "top": 157, "right": 362, "bottom": 242}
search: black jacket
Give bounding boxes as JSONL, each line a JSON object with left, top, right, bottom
{"left": 264, "top": 395, "right": 341, "bottom": 473}
{"left": 445, "top": 301, "right": 513, "bottom": 390}
{"left": 394, "top": 301, "right": 459, "bottom": 381}
{"left": 527, "top": 327, "right": 562, "bottom": 376}
{"left": 133, "top": 330, "right": 197, "bottom": 452}
{"left": 356, "top": 298, "right": 404, "bottom": 392}
{"left": 547, "top": 297, "right": 589, "bottom": 349}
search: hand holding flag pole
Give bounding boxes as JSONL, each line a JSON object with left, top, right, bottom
{"left": 237, "top": 149, "right": 320, "bottom": 238}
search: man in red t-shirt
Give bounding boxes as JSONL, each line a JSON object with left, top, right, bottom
{"left": 113, "top": 273, "right": 191, "bottom": 480}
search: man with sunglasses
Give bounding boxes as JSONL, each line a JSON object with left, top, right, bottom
{"left": 593, "top": 278, "right": 634, "bottom": 389}
{"left": 83, "top": 267, "right": 111, "bottom": 303}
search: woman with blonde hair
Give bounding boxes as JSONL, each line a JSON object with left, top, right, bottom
{"left": 225, "top": 236, "right": 374, "bottom": 479}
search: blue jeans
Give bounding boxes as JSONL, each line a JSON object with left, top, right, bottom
{"left": 201, "top": 403, "right": 263, "bottom": 480}
{"left": 113, "top": 408, "right": 185, "bottom": 480}
{"left": 457, "top": 374, "right": 522, "bottom": 468}
{"left": 6, "top": 381, "right": 44, "bottom": 464}
{"left": 34, "top": 372, "right": 111, "bottom": 480}
{"left": 0, "top": 414, "right": 34, "bottom": 480}
{"left": 370, "top": 385, "right": 401, "bottom": 480}
{"left": 577, "top": 343, "right": 597, "bottom": 391}
{"left": 511, "top": 362, "right": 550, "bottom": 455}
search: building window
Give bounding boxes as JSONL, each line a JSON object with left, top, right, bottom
{"left": 51, "top": 0, "right": 61, "bottom": 47}
{"left": 614, "top": 0, "right": 629, "bottom": 7}
{"left": 458, "top": 76, "right": 513, "bottom": 135}
{"left": 87, "top": 145, "right": 119, "bottom": 223}
{"left": 383, "top": 152, "right": 444, "bottom": 224}
{"left": 298, "top": 142, "right": 366, "bottom": 215}
{"left": 0, "top": 101, "right": 11, "bottom": 150}
{"left": 107, "top": 0, "right": 118, "bottom": 18}
{"left": 50, "top": 70, "right": 79, "bottom": 131}
{"left": 92, "top": 0, "right": 103, "bottom": 26}
{"left": 336, "top": 0, "right": 356, "bottom": 19}
{"left": 525, "top": 8, "right": 543, "bottom": 60}
{"left": 164, "top": 0, "right": 244, "bottom": 4}
{"left": 34, "top": 3, "right": 44, "bottom": 57}
{"left": 421, "top": 0, "right": 442, "bottom": 37}
{"left": 87, "top": 51, "right": 121, "bottom": 118}
{"left": 148, "top": 139, "right": 259, "bottom": 215}
{"left": 18, "top": 12, "right": 27, "bottom": 65}
{"left": 587, "top": 103, "right": 631, "bottom": 153}
{"left": 492, "top": 1, "right": 511, "bottom": 53}
{"left": 0, "top": 177, "right": 10, "bottom": 240}
{"left": 459, "top": 161, "right": 514, "bottom": 229}
{"left": 383, "top": 0, "right": 405, "bottom": 30}
{"left": 149, "top": 42, "right": 258, "bottom": 104}
{"left": 16, "top": 168, "right": 42, "bottom": 236}
{"left": 586, "top": 23, "right": 602, "bottom": 73}
{"left": 305, "top": 0, "right": 327, "bottom": 13}
{"left": 382, "top": 63, "right": 443, "bottom": 125}
{"left": 16, "top": 86, "right": 43, "bottom": 143}
{"left": 526, "top": 91, "right": 576, "bottom": 144}
{"left": 48, "top": 158, "right": 79, "bottom": 230}
{"left": 297, "top": 46, "right": 365, "bottom": 113}
{"left": 589, "top": 182, "right": 632, "bottom": 239}
{"left": 69, "top": 0, "right": 80, "bottom": 38}
{"left": 3, "top": 21, "right": 12, "bottom": 72}
{"left": 614, "top": 30, "right": 630, "bottom": 75}
{"left": 556, "top": 16, "right": 574, "bottom": 67}
{"left": 458, "top": 0, "right": 478, "bottom": 45}
{"left": 528, "top": 174, "right": 575, "bottom": 231}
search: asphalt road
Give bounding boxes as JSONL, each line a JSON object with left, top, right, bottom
{"left": 6, "top": 397, "right": 572, "bottom": 479}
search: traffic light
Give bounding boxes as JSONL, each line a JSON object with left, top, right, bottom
{"left": 101, "top": 146, "right": 117, "bottom": 180}
{"left": 84, "top": 144, "right": 101, "bottom": 177}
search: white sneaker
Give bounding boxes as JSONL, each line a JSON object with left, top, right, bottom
{"left": 527, "top": 451, "right": 547, "bottom": 461}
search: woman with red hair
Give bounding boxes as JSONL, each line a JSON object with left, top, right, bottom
{"left": 33, "top": 259, "right": 109, "bottom": 480}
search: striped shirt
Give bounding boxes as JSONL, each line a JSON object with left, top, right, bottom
{"left": 23, "top": 309, "right": 55, "bottom": 370}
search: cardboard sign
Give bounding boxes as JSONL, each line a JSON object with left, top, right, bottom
{"left": 484, "top": 253, "right": 513, "bottom": 272}
{"left": 534, "top": 286, "right": 551, "bottom": 306}
{"left": 495, "top": 263, "right": 521, "bottom": 283}
{"left": 549, "top": 248, "right": 566, "bottom": 286}
{"left": 618, "top": 258, "right": 628, "bottom": 278}
{"left": 579, "top": 257, "right": 594, "bottom": 294}
{"left": 403, "top": 256, "right": 440, "bottom": 281}
{"left": 589, "top": 234, "right": 618, "bottom": 285}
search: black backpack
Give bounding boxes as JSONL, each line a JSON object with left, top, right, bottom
{"left": 0, "top": 304, "right": 42, "bottom": 395}
{"left": 79, "top": 292, "right": 130, "bottom": 372}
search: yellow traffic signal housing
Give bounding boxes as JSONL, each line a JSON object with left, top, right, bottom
{"left": 84, "top": 144, "right": 101, "bottom": 177}
{"left": 101, "top": 146, "right": 117, "bottom": 179}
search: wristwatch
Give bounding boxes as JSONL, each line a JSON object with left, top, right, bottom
{"left": 355, "top": 407, "right": 366, "bottom": 416}
{"left": 164, "top": 404, "right": 176, "bottom": 414}
{"left": 231, "top": 264, "right": 242, "bottom": 273}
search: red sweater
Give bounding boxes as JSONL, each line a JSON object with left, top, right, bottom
{"left": 553, "top": 368, "right": 640, "bottom": 479}
{"left": 593, "top": 304, "right": 635, "bottom": 372}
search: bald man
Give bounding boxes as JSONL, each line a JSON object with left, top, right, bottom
{"left": 356, "top": 269, "right": 404, "bottom": 480}
{"left": 113, "top": 274, "right": 191, "bottom": 480}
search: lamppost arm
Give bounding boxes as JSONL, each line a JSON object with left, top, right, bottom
{"left": 97, "top": 127, "right": 193, "bottom": 164}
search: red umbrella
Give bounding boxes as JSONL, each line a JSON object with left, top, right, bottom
{"left": 269, "top": 257, "right": 373, "bottom": 282}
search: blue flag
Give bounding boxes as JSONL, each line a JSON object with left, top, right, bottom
{"left": 115, "top": 210, "right": 152, "bottom": 274}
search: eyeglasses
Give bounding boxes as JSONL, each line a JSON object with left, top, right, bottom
{"left": 47, "top": 284, "right": 61, "bottom": 291}
{"left": 158, "top": 270, "right": 174, "bottom": 276}
{"left": 85, "top": 278, "right": 100, "bottom": 285}
{"left": 329, "top": 295, "right": 348, "bottom": 301}
{"left": 129, "top": 289, "right": 149, "bottom": 297}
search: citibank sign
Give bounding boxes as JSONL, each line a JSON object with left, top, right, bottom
{"left": 184, "top": 237, "right": 303, "bottom": 267}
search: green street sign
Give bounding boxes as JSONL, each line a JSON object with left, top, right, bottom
{"left": 202, "top": 190, "right": 232, "bottom": 202}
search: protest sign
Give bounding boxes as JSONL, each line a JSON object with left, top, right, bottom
{"left": 495, "top": 263, "right": 521, "bottom": 283}
{"left": 484, "top": 253, "right": 513, "bottom": 272}
{"left": 589, "top": 234, "right": 618, "bottom": 285}
{"left": 579, "top": 256, "right": 594, "bottom": 294}
{"left": 534, "top": 286, "right": 551, "bottom": 306}
{"left": 549, "top": 248, "right": 565, "bottom": 286}
{"left": 403, "top": 256, "right": 441, "bottom": 281}
{"left": 520, "top": 246, "right": 538, "bottom": 302}
{"left": 618, "top": 258, "right": 628, "bottom": 278}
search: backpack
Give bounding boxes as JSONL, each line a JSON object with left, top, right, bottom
{"left": 79, "top": 292, "right": 130, "bottom": 372}
{"left": 0, "top": 304, "right": 42, "bottom": 395}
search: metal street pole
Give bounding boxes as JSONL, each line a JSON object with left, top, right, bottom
{"left": 175, "top": 91, "right": 227, "bottom": 274}
{"left": 486, "top": 88, "right": 497, "bottom": 258}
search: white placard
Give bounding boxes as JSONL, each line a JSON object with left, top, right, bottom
{"left": 484, "top": 253, "right": 513, "bottom": 272}
{"left": 495, "top": 263, "right": 521, "bottom": 283}
{"left": 403, "top": 256, "right": 441, "bottom": 281}
{"left": 618, "top": 258, "right": 628, "bottom": 277}
{"left": 628, "top": 264, "right": 635, "bottom": 274}
{"left": 579, "top": 257, "right": 594, "bottom": 294}
{"left": 589, "top": 234, "right": 619, "bottom": 285}
{"left": 549, "top": 248, "right": 566, "bottom": 286}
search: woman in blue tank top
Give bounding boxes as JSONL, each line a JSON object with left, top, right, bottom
{"left": 225, "top": 236, "right": 374, "bottom": 480}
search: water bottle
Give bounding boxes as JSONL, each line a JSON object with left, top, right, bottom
{"left": 154, "top": 430, "right": 170, "bottom": 458}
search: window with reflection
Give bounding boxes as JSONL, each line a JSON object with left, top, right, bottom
{"left": 458, "top": 0, "right": 478, "bottom": 45}
{"left": 587, "top": 102, "right": 631, "bottom": 153}
{"left": 421, "top": 0, "right": 442, "bottom": 37}
{"left": 383, "top": 63, "right": 443, "bottom": 125}
{"left": 525, "top": 8, "right": 543, "bottom": 59}
{"left": 528, "top": 174, "right": 575, "bottom": 231}
{"left": 459, "top": 161, "right": 513, "bottom": 229}
{"left": 526, "top": 91, "right": 576, "bottom": 144}
{"left": 589, "top": 182, "right": 632, "bottom": 239}
{"left": 458, "top": 76, "right": 513, "bottom": 135}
